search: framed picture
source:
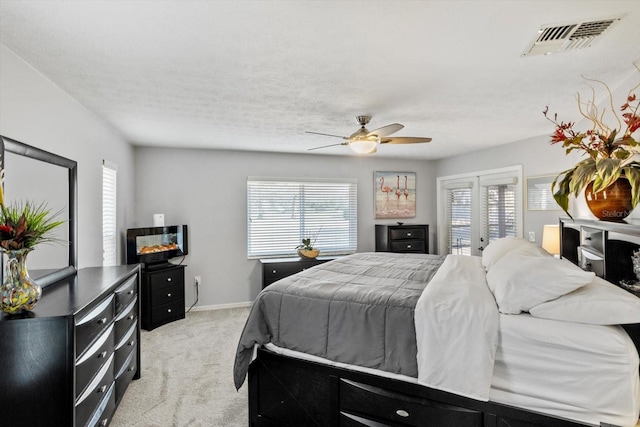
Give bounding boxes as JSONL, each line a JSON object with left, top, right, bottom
{"left": 374, "top": 171, "right": 416, "bottom": 219}
{"left": 526, "top": 174, "right": 560, "bottom": 211}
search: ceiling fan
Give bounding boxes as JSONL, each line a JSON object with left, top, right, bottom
{"left": 306, "top": 115, "right": 432, "bottom": 154}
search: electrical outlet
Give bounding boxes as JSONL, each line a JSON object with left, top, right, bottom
{"left": 195, "top": 276, "right": 201, "bottom": 287}
{"left": 528, "top": 231, "right": 535, "bottom": 242}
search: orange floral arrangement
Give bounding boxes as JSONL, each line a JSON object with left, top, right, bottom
{"left": 543, "top": 66, "right": 640, "bottom": 217}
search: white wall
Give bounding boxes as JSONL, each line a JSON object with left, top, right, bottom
{"left": 0, "top": 44, "right": 136, "bottom": 267}
{"left": 134, "top": 147, "right": 436, "bottom": 307}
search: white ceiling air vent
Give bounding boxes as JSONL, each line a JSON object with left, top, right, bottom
{"left": 521, "top": 16, "right": 622, "bottom": 57}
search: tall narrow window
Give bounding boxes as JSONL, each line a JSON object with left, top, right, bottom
{"left": 247, "top": 177, "right": 358, "bottom": 258}
{"left": 445, "top": 186, "right": 473, "bottom": 255}
{"left": 480, "top": 174, "right": 520, "bottom": 245}
{"left": 102, "top": 161, "right": 117, "bottom": 266}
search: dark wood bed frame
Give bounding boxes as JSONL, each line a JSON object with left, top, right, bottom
{"left": 247, "top": 218, "right": 640, "bottom": 427}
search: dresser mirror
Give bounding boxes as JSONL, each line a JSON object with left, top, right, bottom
{"left": 0, "top": 135, "right": 77, "bottom": 288}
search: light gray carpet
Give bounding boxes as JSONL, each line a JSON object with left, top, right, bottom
{"left": 111, "top": 307, "right": 250, "bottom": 427}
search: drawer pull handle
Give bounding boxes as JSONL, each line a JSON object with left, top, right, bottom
{"left": 98, "top": 317, "right": 107, "bottom": 324}
{"left": 585, "top": 236, "right": 592, "bottom": 240}
{"left": 127, "top": 315, "right": 135, "bottom": 320}
{"left": 128, "top": 290, "right": 134, "bottom": 295}
{"left": 406, "top": 232, "right": 412, "bottom": 236}
{"left": 167, "top": 293, "right": 172, "bottom": 297}
{"left": 98, "top": 385, "right": 107, "bottom": 394}
{"left": 396, "top": 409, "right": 409, "bottom": 418}
{"left": 272, "top": 269, "right": 277, "bottom": 274}
{"left": 128, "top": 366, "right": 136, "bottom": 372}
{"left": 407, "top": 245, "right": 412, "bottom": 248}
{"left": 128, "top": 340, "right": 135, "bottom": 346}
{"left": 168, "top": 308, "right": 172, "bottom": 313}
{"left": 167, "top": 277, "right": 172, "bottom": 282}
{"left": 100, "top": 419, "right": 109, "bottom": 427}
{"left": 98, "top": 351, "right": 107, "bottom": 359}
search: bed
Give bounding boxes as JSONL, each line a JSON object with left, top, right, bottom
{"left": 234, "top": 237, "right": 640, "bottom": 427}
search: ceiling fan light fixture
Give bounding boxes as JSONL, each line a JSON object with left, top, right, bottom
{"left": 349, "top": 137, "right": 378, "bottom": 154}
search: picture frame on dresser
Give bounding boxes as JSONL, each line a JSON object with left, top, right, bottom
{"left": 374, "top": 171, "right": 416, "bottom": 219}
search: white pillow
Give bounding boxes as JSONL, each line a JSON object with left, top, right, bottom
{"left": 530, "top": 276, "right": 640, "bottom": 325}
{"left": 481, "top": 236, "right": 547, "bottom": 271}
{"left": 486, "top": 251, "right": 595, "bottom": 314}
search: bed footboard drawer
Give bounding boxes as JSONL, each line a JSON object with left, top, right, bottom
{"left": 339, "top": 379, "right": 482, "bottom": 427}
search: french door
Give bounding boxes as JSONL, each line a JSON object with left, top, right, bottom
{"left": 437, "top": 166, "right": 523, "bottom": 256}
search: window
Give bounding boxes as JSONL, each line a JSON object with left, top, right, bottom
{"left": 247, "top": 177, "right": 358, "bottom": 258}
{"left": 437, "top": 166, "right": 522, "bottom": 256}
{"left": 445, "top": 186, "right": 473, "bottom": 255}
{"left": 102, "top": 161, "right": 117, "bottom": 266}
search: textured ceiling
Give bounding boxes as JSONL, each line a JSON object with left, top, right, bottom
{"left": 1, "top": 0, "right": 639, "bottom": 159}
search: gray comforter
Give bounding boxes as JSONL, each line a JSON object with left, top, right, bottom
{"left": 233, "top": 252, "right": 446, "bottom": 390}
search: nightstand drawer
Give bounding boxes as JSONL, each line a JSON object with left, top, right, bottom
{"left": 150, "top": 299, "right": 185, "bottom": 327}
{"left": 339, "top": 379, "right": 481, "bottom": 427}
{"left": 149, "top": 268, "right": 183, "bottom": 290}
{"left": 389, "top": 228, "right": 425, "bottom": 241}
{"left": 150, "top": 282, "right": 184, "bottom": 307}
{"left": 261, "top": 257, "right": 334, "bottom": 288}
{"left": 390, "top": 240, "right": 425, "bottom": 253}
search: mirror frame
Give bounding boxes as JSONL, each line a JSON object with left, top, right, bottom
{"left": 0, "top": 135, "right": 78, "bottom": 288}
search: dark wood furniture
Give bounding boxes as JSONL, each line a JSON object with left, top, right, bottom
{"left": 375, "top": 224, "right": 429, "bottom": 253}
{"left": 247, "top": 219, "right": 640, "bottom": 426}
{"left": 559, "top": 217, "right": 640, "bottom": 286}
{"left": 0, "top": 265, "right": 141, "bottom": 427}
{"left": 249, "top": 347, "right": 595, "bottom": 427}
{"left": 141, "top": 264, "right": 186, "bottom": 330}
{"left": 260, "top": 257, "right": 335, "bottom": 288}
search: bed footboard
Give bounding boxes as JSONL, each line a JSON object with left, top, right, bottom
{"left": 248, "top": 347, "right": 592, "bottom": 427}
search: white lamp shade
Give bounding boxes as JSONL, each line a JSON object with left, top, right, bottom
{"left": 542, "top": 224, "right": 560, "bottom": 255}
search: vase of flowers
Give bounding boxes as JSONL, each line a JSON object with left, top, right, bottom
{"left": 0, "top": 200, "right": 64, "bottom": 314}
{"left": 544, "top": 67, "right": 639, "bottom": 221}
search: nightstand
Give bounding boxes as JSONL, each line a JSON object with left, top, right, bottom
{"left": 260, "top": 257, "right": 335, "bottom": 288}
{"left": 375, "top": 224, "right": 429, "bottom": 253}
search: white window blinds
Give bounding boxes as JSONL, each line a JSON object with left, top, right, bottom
{"left": 247, "top": 177, "right": 358, "bottom": 258}
{"left": 444, "top": 184, "right": 473, "bottom": 255}
{"left": 480, "top": 174, "right": 521, "bottom": 245}
{"left": 102, "top": 161, "right": 117, "bottom": 266}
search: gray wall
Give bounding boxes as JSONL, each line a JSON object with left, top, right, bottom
{"left": 0, "top": 44, "right": 136, "bottom": 268}
{"left": 434, "top": 134, "right": 640, "bottom": 247}
{"left": 133, "top": 147, "right": 436, "bottom": 307}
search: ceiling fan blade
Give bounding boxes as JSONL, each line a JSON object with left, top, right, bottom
{"left": 367, "top": 123, "right": 404, "bottom": 138}
{"left": 308, "top": 142, "right": 348, "bottom": 151}
{"left": 305, "top": 131, "right": 347, "bottom": 139}
{"left": 380, "top": 137, "right": 432, "bottom": 144}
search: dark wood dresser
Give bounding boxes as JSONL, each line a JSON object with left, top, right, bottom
{"left": 260, "top": 257, "right": 335, "bottom": 288}
{"left": 0, "top": 264, "right": 141, "bottom": 427}
{"left": 141, "top": 264, "right": 186, "bottom": 330}
{"left": 559, "top": 217, "right": 640, "bottom": 285}
{"left": 375, "top": 224, "right": 429, "bottom": 253}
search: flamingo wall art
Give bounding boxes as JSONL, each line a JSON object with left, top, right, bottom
{"left": 374, "top": 171, "right": 416, "bottom": 219}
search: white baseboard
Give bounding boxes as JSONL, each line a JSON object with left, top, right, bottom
{"left": 186, "top": 301, "right": 252, "bottom": 312}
